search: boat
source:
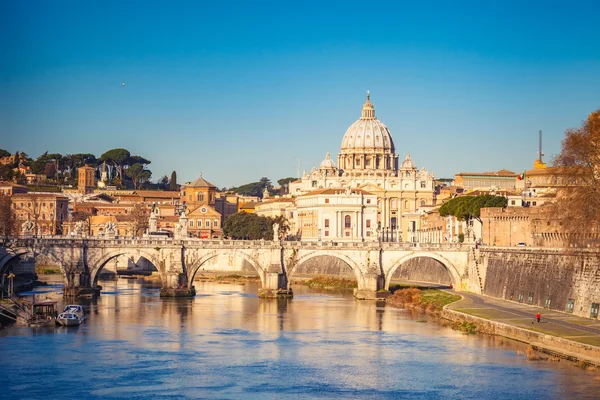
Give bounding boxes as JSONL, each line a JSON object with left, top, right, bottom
{"left": 56, "top": 304, "right": 86, "bottom": 327}
{"left": 29, "top": 300, "right": 58, "bottom": 327}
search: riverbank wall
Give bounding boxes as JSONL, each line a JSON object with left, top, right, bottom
{"left": 441, "top": 306, "right": 600, "bottom": 367}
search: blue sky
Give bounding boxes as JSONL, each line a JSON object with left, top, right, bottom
{"left": 1, "top": 1, "right": 599, "bottom": 187}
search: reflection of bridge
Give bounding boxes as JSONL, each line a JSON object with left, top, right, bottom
{"left": 1, "top": 238, "right": 476, "bottom": 299}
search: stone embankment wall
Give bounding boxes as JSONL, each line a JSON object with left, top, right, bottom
{"left": 481, "top": 249, "right": 600, "bottom": 319}
{"left": 390, "top": 258, "right": 452, "bottom": 285}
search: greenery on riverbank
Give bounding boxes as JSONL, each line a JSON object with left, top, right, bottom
{"left": 304, "top": 276, "right": 357, "bottom": 290}
{"left": 195, "top": 274, "right": 261, "bottom": 284}
{"left": 37, "top": 267, "right": 60, "bottom": 274}
{"left": 387, "top": 287, "right": 461, "bottom": 314}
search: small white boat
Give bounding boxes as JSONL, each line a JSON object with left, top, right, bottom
{"left": 56, "top": 305, "right": 86, "bottom": 326}
{"left": 56, "top": 312, "right": 85, "bottom": 326}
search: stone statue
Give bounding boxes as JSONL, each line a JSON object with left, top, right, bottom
{"left": 21, "top": 220, "right": 34, "bottom": 234}
{"left": 272, "top": 222, "right": 279, "bottom": 241}
{"left": 74, "top": 220, "right": 88, "bottom": 235}
{"left": 104, "top": 221, "right": 116, "bottom": 236}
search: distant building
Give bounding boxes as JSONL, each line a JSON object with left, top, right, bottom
{"left": 453, "top": 170, "right": 517, "bottom": 191}
{"left": 77, "top": 165, "right": 96, "bottom": 195}
{"left": 0, "top": 181, "right": 27, "bottom": 196}
{"left": 12, "top": 193, "right": 69, "bottom": 235}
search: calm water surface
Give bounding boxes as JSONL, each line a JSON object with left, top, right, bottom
{"left": 1, "top": 277, "right": 599, "bottom": 400}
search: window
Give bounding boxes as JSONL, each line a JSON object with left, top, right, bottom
{"left": 42, "top": 214, "right": 46, "bottom": 220}
{"left": 544, "top": 296, "right": 551, "bottom": 308}
{"left": 366, "top": 220, "right": 371, "bottom": 228}
{"left": 198, "top": 193, "right": 205, "bottom": 202}
{"left": 566, "top": 299, "right": 575, "bottom": 313}
{"left": 312, "top": 181, "right": 317, "bottom": 187}
{"left": 189, "top": 220, "right": 194, "bottom": 227}
{"left": 518, "top": 293, "right": 524, "bottom": 303}
{"left": 345, "top": 231, "right": 350, "bottom": 236}
{"left": 511, "top": 200, "right": 515, "bottom": 205}
{"left": 324, "top": 219, "right": 329, "bottom": 228}
{"left": 420, "top": 181, "right": 426, "bottom": 188}
{"left": 532, "top": 201, "right": 537, "bottom": 206}
{"left": 405, "top": 172, "right": 410, "bottom": 177}
{"left": 366, "top": 199, "right": 371, "bottom": 204}
{"left": 324, "top": 231, "right": 329, "bottom": 237}
{"left": 421, "top": 200, "right": 425, "bottom": 206}
{"left": 591, "top": 303, "right": 599, "bottom": 319}
{"left": 345, "top": 215, "right": 351, "bottom": 228}
{"left": 205, "top": 220, "right": 210, "bottom": 227}
{"left": 325, "top": 198, "right": 329, "bottom": 204}
{"left": 213, "top": 220, "right": 218, "bottom": 227}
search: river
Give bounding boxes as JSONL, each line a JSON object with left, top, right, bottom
{"left": 1, "top": 276, "right": 599, "bottom": 399}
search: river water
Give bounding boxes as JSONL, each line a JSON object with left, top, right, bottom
{"left": 1, "top": 277, "right": 599, "bottom": 400}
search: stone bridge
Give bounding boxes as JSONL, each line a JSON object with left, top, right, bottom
{"left": 0, "top": 237, "right": 476, "bottom": 299}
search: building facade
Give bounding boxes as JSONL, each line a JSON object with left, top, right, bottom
{"left": 12, "top": 193, "right": 69, "bottom": 235}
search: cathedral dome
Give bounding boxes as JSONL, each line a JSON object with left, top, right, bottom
{"left": 320, "top": 152, "right": 336, "bottom": 169}
{"left": 340, "top": 93, "right": 395, "bottom": 153}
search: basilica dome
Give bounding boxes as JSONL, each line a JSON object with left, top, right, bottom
{"left": 320, "top": 152, "right": 336, "bottom": 169}
{"left": 400, "top": 153, "right": 416, "bottom": 170}
{"left": 340, "top": 93, "right": 395, "bottom": 153}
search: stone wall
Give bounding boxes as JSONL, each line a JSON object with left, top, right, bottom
{"left": 390, "top": 257, "right": 452, "bottom": 285}
{"left": 291, "top": 255, "right": 355, "bottom": 279}
{"left": 481, "top": 249, "right": 600, "bottom": 319}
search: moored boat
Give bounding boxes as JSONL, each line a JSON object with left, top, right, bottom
{"left": 56, "top": 304, "right": 85, "bottom": 326}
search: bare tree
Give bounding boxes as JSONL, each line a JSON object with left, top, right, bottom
{"left": 129, "top": 203, "right": 149, "bottom": 237}
{"left": 552, "top": 109, "right": 600, "bottom": 247}
{"left": 0, "top": 195, "right": 16, "bottom": 239}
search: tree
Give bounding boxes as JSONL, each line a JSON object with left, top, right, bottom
{"left": 0, "top": 195, "right": 16, "bottom": 239}
{"left": 125, "top": 163, "right": 152, "bottom": 190}
{"left": 0, "top": 149, "right": 10, "bottom": 158}
{"left": 100, "top": 148, "right": 131, "bottom": 181}
{"left": 44, "top": 162, "right": 57, "bottom": 179}
{"left": 169, "top": 171, "right": 178, "bottom": 191}
{"left": 232, "top": 177, "right": 273, "bottom": 198}
{"left": 277, "top": 177, "right": 296, "bottom": 195}
{"left": 158, "top": 175, "right": 169, "bottom": 190}
{"left": 271, "top": 215, "right": 290, "bottom": 239}
{"left": 439, "top": 195, "right": 507, "bottom": 224}
{"left": 223, "top": 212, "right": 273, "bottom": 240}
{"left": 553, "top": 109, "right": 600, "bottom": 247}
{"left": 129, "top": 203, "right": 148, "bottom": 237}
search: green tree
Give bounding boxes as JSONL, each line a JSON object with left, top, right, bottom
{"left": 126, "top": 163, "right": 152, "bottom": 190}
{"left": 223, "top": 212, "right": 274, "bottom": 240}
{"left": 0, "top": 149, "right": 10, "bottom": 158}
{"left": 277, "top": 177, "right": 296, "bottom": 195}
{"left": 169, "top": 171, "right": 178, "bottom": 191}
{"left": 100, "top": 148, "right": 131, "bottom": 181}
{"left": 439, "top": 195, "right": 507, "bottom": 224}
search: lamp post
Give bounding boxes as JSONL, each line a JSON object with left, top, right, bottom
{"left": 7, "top": 272, "right": 15, "bottom": 297}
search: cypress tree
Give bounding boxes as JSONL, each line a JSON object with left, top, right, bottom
{"left": 169, "top": 171, "right": 177, "bottom": 191}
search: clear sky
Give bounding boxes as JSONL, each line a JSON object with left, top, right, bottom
{"left": 1, "top": 1, "right": 599, "bottom": 188}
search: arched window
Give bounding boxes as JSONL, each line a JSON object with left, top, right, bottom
{"left": 345, "top": 215, "right": 351, "bottom": 229}
{"left": 421, "top": 199, "right": 426, "bottom": 206}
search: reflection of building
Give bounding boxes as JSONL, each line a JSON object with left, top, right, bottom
{"left": 289, "top": 93, "right": 436, "bottom": 242}
{"left": 12, "top": 193, "right": 69, "bottom": 235}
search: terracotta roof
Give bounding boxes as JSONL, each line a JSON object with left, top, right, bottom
{"left": 11, "top": 193, "right": 68, "bottom": 199}
{"left": 136, "top": 190, "right": 180, "bottom": 198}
{"left": 240, "top": 202, "right": 259, "bottom": 209}
{"left": 187, "top": 174, "right": 216, "bottom": 188}
{"left": 261, "top": 198, "right": 295, "bottom": 204}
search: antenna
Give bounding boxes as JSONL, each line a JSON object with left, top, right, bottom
{"left": 538, "top": 130, "right": 544, "bottom": 162}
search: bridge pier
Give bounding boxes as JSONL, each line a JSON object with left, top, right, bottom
{"left": 258, "top": 272, "right": 293, "bottom": 299}
{"left": 63, "top": 271, "right": 102, "bottom": 298}
{"left": 160, "top": 273, "right": 196, "bottom": 297}
{"left": 353, "top": 275, "right": 388, "bottom": 300}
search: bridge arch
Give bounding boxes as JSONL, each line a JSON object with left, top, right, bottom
{"left": 288, "top": 251, "right": 366, "bottom": 288}
{"left": 187, "top": 250, "right": 266, "bottom": 288}
{"left": 89, "top": 249, "right": 162, "bottom": 286}
{"left": 385, "top": 252, "right": 461, "bottom": 290}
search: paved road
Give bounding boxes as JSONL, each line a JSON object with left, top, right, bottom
{"left": 447, "top": 290, "right": 600, "bottom": 347}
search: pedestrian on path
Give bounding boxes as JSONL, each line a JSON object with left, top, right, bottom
{"left": 536, "top": 312, "right": 541, "bottom": 323}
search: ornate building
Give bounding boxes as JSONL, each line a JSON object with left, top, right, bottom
{"left": 289, "top": 93, "right": 436, "bottom": 241}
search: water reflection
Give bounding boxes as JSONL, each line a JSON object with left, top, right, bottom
{"left": 1, "top": 277, "right": 599, "bottom": 400}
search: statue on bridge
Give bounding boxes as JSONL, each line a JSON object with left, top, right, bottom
{"left": 21, "top": 220, "right": 34, "bottom": 235}
{"left": 104, "top": 221, "right": 116, "bottom": 237}
{"left": 272, "top": 222, "right": 279, "bottom": 241}
{"left": 74, "top": 220, "right": 88, "bottom": 235}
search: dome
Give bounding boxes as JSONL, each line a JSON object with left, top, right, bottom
{"left": 400, "top": 153, "right": 416, "bottom": 169}
{"left": 320, "top": 152, "right": 336, "bottom": 169}
{"left": 340, "top": 93, "right": 395, "bottom": 153}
